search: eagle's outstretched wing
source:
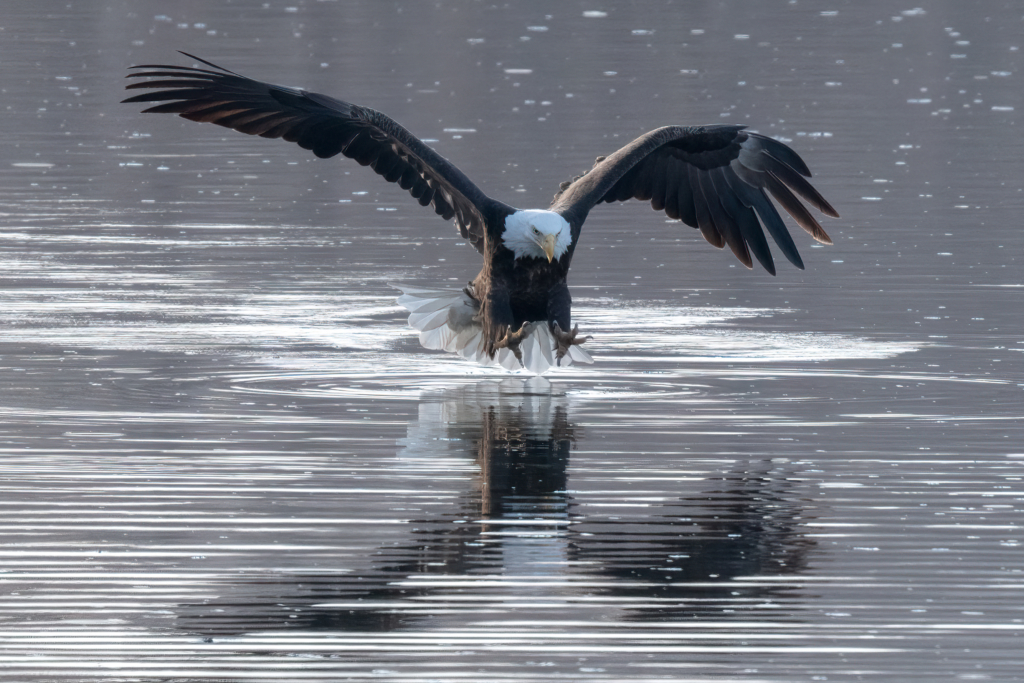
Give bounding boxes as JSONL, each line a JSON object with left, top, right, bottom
{"left": 551, "top": 125, "right": 839, "bottom": 274}
{"left": 124, "top": 53, "right": 511, "bottom": 253}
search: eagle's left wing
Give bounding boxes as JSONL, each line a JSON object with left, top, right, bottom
{"left": 550, "top": 125, "right": 839, "bottom": 274}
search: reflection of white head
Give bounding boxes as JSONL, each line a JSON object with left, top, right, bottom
{"left": 397, "top": 378, "right": 564, "bottom": 463}
{"left": 502, "top": 209, "right": 572, "bottom": 262}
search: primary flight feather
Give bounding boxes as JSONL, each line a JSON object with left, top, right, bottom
{"left": 124, "top": 52, "right": 839, "bottom": 373}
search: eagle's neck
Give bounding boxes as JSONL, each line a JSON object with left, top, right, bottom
{"left": 501, "top": 209, "right": 572, "bottom": 261}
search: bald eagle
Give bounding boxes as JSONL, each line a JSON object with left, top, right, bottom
{"left": 124, "top": 53, "right": 838, "bottom": 373}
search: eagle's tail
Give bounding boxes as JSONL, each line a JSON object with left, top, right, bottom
{"left": 391, "top": 284, "right": 592, "bottom": 374}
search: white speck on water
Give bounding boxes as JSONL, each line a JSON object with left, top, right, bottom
{"left": 582, "top": 11, "right": 608, "bottom": 18}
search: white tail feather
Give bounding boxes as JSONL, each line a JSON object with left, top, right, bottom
{"left": 454, "top": 327, "right": 480, "bottom": 353}
{"left": 419, "top": 324, "right": 458, "bottom": 351}
{"left": 391, "top": 284, "right": 594, "bottom": 374}
{"left": 497, "top": 348, "right": 520, "bottom": 371}
{"left": 567, "top": 344, "right": 593, "bottom": 364}
{"left": 408, "top": 306, "right": 451, "bottom": 331}
{"left": 398, "top": 295, "right": 453, "bottom": 314}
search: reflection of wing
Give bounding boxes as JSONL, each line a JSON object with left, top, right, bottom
{"left": 552, "top": 125, "right": 838, "bottom": 274}
{"left": 565, "top": 458, "right": 814, "bottom": 621}
{"left": 124, "top": 53, "right": 512, "bottom": 254}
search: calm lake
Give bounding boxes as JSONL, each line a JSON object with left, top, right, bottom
{"left": 0, "top": 1, "right": 1021, "bottom": 681}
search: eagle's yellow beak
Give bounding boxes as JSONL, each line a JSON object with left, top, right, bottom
{"left": 541, "top": 234, "right": 557, "bottom": 263}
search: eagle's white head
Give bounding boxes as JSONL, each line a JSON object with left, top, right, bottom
{"left": 502, "top": 209, "right": 572, "bottom": 262}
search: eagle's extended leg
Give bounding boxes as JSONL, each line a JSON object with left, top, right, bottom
{"left": 552, "top": 322, "right": 592, "bottom": 364}
{"left": 493, "top": 323, "right": 529, "bottom": 362}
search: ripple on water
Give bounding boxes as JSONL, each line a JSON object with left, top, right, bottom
{"left": 3, "top": 3, "right": 1024, "bottom": 678}
{"left": 3, "top": 376, "right": 1013, "bottom": 680}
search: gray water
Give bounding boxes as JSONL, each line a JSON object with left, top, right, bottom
{"left": 1, "top": 1, "right": 1022, "bottom": 681}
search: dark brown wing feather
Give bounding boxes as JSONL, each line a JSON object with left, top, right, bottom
{"left": 123, "top": 53, "right": 509, "bottom": 253}
{"left": 550, "top": 125, "right": 839, "bottom": 274}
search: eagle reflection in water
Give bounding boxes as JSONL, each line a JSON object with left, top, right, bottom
{"left": 401, "top": 377, "right": 574, "bottom": 523}
{"left": 176, "top": 378, "right": 812, "bottom": 634}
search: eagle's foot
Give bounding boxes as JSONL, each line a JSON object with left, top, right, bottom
{"left": 493, "top": 324, "right": 529, "bottom": 362}
{"left": 552, "top": 322, "right": 592, "bottom": 364}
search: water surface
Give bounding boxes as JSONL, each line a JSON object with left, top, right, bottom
{"left": 0, "top": 2, "right": 1021, "bottom": 681}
